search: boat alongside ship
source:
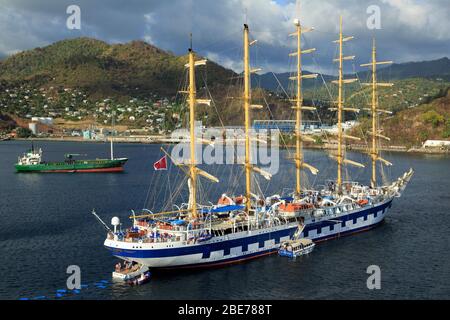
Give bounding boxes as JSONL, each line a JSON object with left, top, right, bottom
{"left": 96, "top": 15, "right": 414, "bottom": 273}
{"left": 279, "top": 235, "right": 315, "bottom": 258}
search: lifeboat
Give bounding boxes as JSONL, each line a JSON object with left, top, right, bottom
{"left": 357, "top": 199, "right": 369, "bottom": 206}
{"left": 218, "top": 194, "right": 234, "bottom": 206}
{"left": 279, "top": 202, "right": 314, "bottom": 213}
{"left": 159, "top": 224, "right": 173, "bottom": 230}
{"left": 136, "top": 220, "right": 149, "bottom": 228}
{"left": 234, "top": 196, "right": 247, "bottom": 205}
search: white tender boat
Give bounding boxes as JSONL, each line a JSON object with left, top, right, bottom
{"left": 112, "top": 263, "right": 149, "bottom": 281}
{"left": 278, "top": 239, "right": 315, "bottom": 258}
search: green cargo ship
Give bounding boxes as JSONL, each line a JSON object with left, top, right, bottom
{"left": 15, "top": 145, "right": 128, "bottom": 173}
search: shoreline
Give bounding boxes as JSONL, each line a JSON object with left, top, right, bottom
{"left": 4, "top": 137, "right": 450, "bottom": 155}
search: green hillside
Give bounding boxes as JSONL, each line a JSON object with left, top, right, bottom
{"left": 0, "top": 37, "right": 237, "bottom": 132}
{"left": 1, "top": 37, "right": 449, "bottom": 141}
{"left": 0, "top": 37, "right": 235, "bottom": 97}
{"left": 304, "top": 78, "right": 450, "bottom": 115}
{"left": 351, "top": 89, "right": 450, "bottom": 148}
{"left": 356, "top": 57, "right": 450, "bottom": 81}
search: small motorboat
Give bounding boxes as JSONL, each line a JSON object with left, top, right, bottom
{"left": 127, "top": 271, "right": 151, "bottom": 286}
{"left": 112, "top": 262, "right": 148, "bottom": 281}
{"left": 278, "top": 238, "right": 315, "bottom": 258}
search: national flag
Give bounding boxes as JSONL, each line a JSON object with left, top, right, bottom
{"left": 153, "top": 155, "right": 168, "bottom": 171}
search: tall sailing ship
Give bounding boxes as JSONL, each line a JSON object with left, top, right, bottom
{"left": 98, "top": 17, "right": 413, "bottom": 269}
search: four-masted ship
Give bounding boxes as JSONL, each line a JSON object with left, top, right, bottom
{"left": 101, "top": 16, "right": 413, "bottom": 269}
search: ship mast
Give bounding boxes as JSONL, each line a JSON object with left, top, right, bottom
{"left": 242, "top": 24, "right": 272, "bottom": 215}
{"left": 243, "top": 24, "right": 252, "bottom": 215}
{"left": 188, "top": 49, "right": 198, "bottom": 218}
{"left": 337, "top": 17, "right": 344, "bottom": 187}
{"left": 110, "top": 111, "right": 115, "bottom": 160}
{"left": 289, "top": 17, "right": 319, "bottom": 198}
{"left": 361, "top": 39, "right": 393, "bottom": 187}
{"left": 332, "top": 16, "right": 364, "bottom": 191}
{"left": 127, "top": 41, "right": 219, "bottom": 222}
{"left": 181, "top": 42, "right": 219, "bottom": 220}
{"left": 183, "top": 43, "right": 218, "bottom": 219}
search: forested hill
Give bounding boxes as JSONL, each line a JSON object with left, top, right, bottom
{"left": 0, "top": 37, "right": 236, "bottom": 98}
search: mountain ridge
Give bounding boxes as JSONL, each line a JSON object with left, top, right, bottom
{"left": 1, "top": 37, "right": 449, "bottom": 96}
{"left": 254, "top": 57, "right": 450, "bottom": 92}
{"left": 0, "top": 37, "right": 448, "bottom": 136}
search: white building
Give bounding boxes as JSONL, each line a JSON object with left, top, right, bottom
{"left": 28, "top": 123, "right": 38, "bottom": 134}
{"left": 31, "top": 117, "right": 53, "bottom": 126}
{"left": 423, "top": 140, "right": 450, "bottom": 148}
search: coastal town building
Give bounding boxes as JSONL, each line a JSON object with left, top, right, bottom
{"left": 423, "top": 140, "right": 450, "bottom": 148}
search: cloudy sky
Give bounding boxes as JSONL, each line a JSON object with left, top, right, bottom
{"left": 0, "top": 0, "right": 449, "bottom": 74}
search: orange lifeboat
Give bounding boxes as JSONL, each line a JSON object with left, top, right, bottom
{"left": 218, "top": 195, "right": 233, "bottom": 206}
{"left": 136, "top": 220, "right": 149, "bottom": 227}
{"left": 159, "top": 224, "right": 173, "bottom": 230}
{"left": 234, "top": 196, "right": 247, "bottom": 205}
{"left": 279, "top": 203, "right": 314, "bottom": 212}
{"left": 358, "top": 199, "right": 369, "bottom": 206}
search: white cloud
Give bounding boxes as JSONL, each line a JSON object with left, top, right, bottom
{"left": 0, "top": 0, "right": 448, "bottom": 73}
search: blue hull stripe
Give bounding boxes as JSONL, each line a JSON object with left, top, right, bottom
{"left": 160, "top": 218, "right": 386, "bottom": 269}
{"left": 106, "top": 226, "right": 297, "bottom": 258}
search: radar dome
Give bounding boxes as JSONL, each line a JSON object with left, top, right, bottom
{"left": 111, "top": 217, "right": 120, "bottom": 226}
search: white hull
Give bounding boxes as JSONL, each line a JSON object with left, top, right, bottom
{"left": 104, "top": 198, "right": 392, "bottom": 269}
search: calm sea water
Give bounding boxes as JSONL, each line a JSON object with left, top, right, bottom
{"left": 0, "top": 140, "right": 449, "bottom": 300}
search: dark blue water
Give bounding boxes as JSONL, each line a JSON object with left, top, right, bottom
{"left": 1, "top": 140, "right": 449, "bottom": 300}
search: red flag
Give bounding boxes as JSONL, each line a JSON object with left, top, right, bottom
{"left": 153, "top": 155, "right": 168, "bottom": 171}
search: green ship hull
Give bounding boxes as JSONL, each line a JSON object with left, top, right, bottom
{"left": 15, "top": 158, "right": 128, "bottom": 173}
